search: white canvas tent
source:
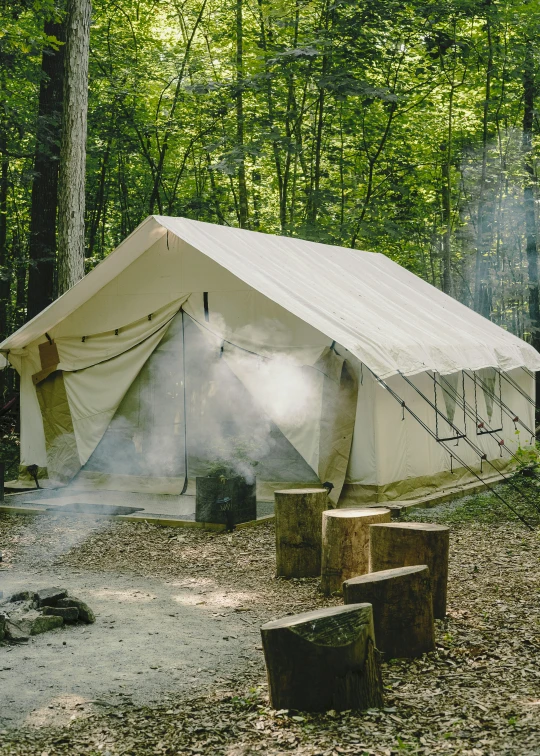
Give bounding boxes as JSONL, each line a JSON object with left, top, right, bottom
{"left": 1, "top": 215, "right": 539, "bottom": 504}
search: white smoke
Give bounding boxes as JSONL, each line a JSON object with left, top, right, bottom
{"left": 79, "top": 310, "right": 323, "bottom": 487}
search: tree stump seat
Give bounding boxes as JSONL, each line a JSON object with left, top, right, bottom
{"left": 261, "top": 603, "right": 384, "bottom": 711}
{"left": 343, "top": 565, "right": 435, "bottom": 658}
{"left": 274, "top": 488, "right": 328, "bottom": 578}
{"left": 369, "top": 522, "right": 450, "bottom": 619}
{"left": 321, "top": 507, "right": 391, "bottom": 595}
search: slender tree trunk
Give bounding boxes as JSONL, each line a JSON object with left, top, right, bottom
{"left": 236, "top": 0, "right": 249, "bottom": 228}
{"left": 147, "top": 0, "right": 207, "bottom": 214}
{"left": 27, "top": 20, "right": 65, "bottom": 320}
{"left": 474, "top": 7, "right": 493, "bottom": 318}
{"left": 522, "top": 36, "right": 540, "bottom": 420}
{"left": 441, "top": 86, "right": 454, "bottom": 297}
{"left": 88, "top": 133, "right": 111, "bottom": 258}
{"left": 523, "top": 39, "right": 539, "bottom": 352}
{"left": 0, "top": 130, "right": 9, "bottom": 341}
{"left": 13, "top": 228, "right": 27, "bottom": 329}
{"left": 257, "top": 1, "right": 283, "bottom": 224}
{"left": 57, "top": 0, "right": 91, "bottom": 294}
{"left": 279, "top": 6, "right": 299, "bottom": 231}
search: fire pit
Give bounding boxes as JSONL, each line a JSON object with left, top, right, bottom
{"left": 0, "top": 587, "right": 95, "bottom": 644}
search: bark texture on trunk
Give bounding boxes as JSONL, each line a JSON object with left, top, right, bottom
{"left": 343, "top": 565, "right": 435, "bottom": 659}
{"left": 57, "top": 0, "right": 91, "bottom": 294}
{"left": 370, "top": 522, "right": 449, "bottom": 619}
{"left": 261, "top": 603, "right": 384, "bottom": 711}
{"left": 27, "top": 21, "right": 65, "bottom": 319}
{"left": 320, "top": 507, "right": 391, "bottom": 596}
{"left": 274, "top": 488, "right": 328, "bottom": 578}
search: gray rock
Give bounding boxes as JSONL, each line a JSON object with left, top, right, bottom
{"left": 34, "top": 588, "right": 68, "bottom": 607}
{"left": 5, "top": 621, "right": 29, "bottom": 643}
{"left": 58, "top": 597, "right": 95, "bottom": 624}
{"left": 42, "top": 606, "right": 79, "bottom": 623}
{"left": 9, "top": 591, "right": 33, "bottom": 603}
{"left": 7, "top": 609, "right": 41, "bottom": 636}
{"left": 30, "top": 615, "right": 64, "bottom": 635}
{"left": 0, "top": 612, "right": 6, "bottom": 641}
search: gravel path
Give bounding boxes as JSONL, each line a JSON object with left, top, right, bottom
{"left": 0, "top": 514, "right": 264, "bottom": 729}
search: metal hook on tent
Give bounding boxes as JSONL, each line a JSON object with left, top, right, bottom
{"left": 401, "top": 400, "right": 406, "bottom": 421}
{"left": 450, "top": 454, "right": 453, "bottom": 474}
{"left": 499, "top": 439, "right": 504, "bottom": 457}
{"left": 166, "top": 230, "right": 169, "bottom": 250}
{"left": 360, "top": 363, "right": 364, "bottom": 386}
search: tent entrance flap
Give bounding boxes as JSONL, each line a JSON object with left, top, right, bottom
{"left": 80, "top": 312, "right": 320, "bottom": 495}
{"left": 36, "top": 371, "right": 80, "bottom": 484}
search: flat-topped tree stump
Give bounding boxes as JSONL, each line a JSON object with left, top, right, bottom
{"left": 321, "top": 507, "right": 391, "bottom": 595}
{"left": 370, "top": 522, "right": 450, "bottom": 619}
{"left": 261, "top": 604, "right": 384, "bottom": 712}
{"left": 343, "top": 565, "right": 435, "bottom": 658}
{"left": 274, "top": 488, "right": 328, "bottom": 578}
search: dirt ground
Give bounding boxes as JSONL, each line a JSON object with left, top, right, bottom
{"left": 1, "top": 492, "right": 540, "bottom": 755}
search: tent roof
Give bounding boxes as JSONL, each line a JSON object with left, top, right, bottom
{"left": 3, "top": 215, "right": 539, "bottom": 377}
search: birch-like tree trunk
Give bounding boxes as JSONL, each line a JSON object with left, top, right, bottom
{"left": 57, "top": 0, "right": 91, "bottom": 294}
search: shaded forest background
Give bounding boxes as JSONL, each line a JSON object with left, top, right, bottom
{"left": 2, "top": 0, "right": 540, "bottom": 356}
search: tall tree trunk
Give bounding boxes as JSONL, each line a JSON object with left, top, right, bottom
{"left": 281, "top": 4, "right": 300, "bottom": 232}
{"left": 236, "top": 0, "right": 248, "bottom": 228}
{"left": 27, "top": 20, "right": 65, "bottom": 320}
{"left": 57, "top": 0, "right": 91, "bottom": 294}
{"left": 13, "top": 228, "right": 27, "bottom": 330}
{"left": 88, "top": 132, "right": 111, "bottom": 258}
{"left": 522, "top": 36, "right": 540, "bottom": 419}
{"left": 474, "top": 7, "right": 493, "bottom": 319}
{"left": 307, "top": 1, "right": 330, "bottom": 229}
{"left": 0, "top": 56, "right": 10, "bottom": 341}
{"left": 0, "top": 130, "right": 9, "bottom": 341}
{"left": 523, "top": 39, "right": 539, "bottom": 350}
{"left": 441, "top": 76, "right": 454, "bottom": 296}
{"left": 441, "top": 84, "right": 454, "bottom": 297}
{"left": 256, "top": 1, "right": 283, "bottom": 226}
{"left": 147, "top": 0, "right": 207, "bottom": 215}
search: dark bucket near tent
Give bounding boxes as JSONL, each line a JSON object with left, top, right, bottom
{"left": 195, "top": 476, "right": 257, "bottom": 526}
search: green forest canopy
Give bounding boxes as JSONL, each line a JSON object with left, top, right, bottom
{"left": 1, "top": 0, "right": 540, "bottom": 348}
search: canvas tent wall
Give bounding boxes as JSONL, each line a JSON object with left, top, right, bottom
{"left": 1, "top": 216, "right": 538, "bottom": 504}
